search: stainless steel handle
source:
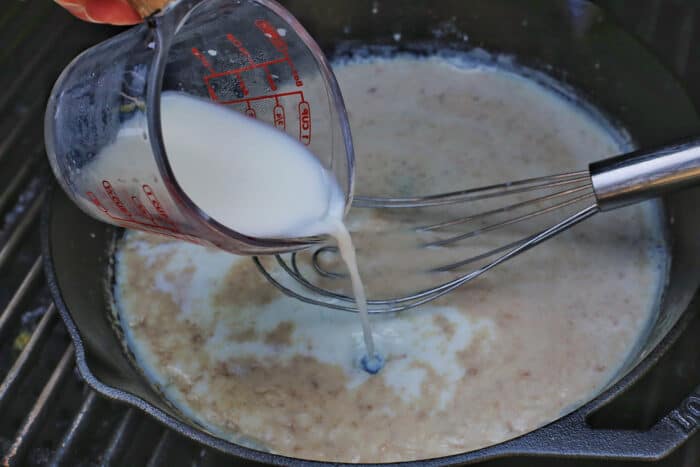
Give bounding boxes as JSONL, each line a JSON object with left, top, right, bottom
{"left": 590, "top": 137, "right": 700, "bottom": 211}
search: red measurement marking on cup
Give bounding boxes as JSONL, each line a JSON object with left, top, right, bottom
{"left": 212, "top": 90, "right": 301, "bottom": 105}
{"left": 102, "top": 180, "right": 133, "bottom": 219}
{"left": 236, "top": 73, "right": 250, "bottom": 96}
{"left": 273, "top": 100, "right": 286, "bottom": 130}
{"left": 254, "top": 19, "right": 303, "bottom": 87}
{"left": 84, "top": 187, "right": 207, "bottom": 245}
{"left": 191, "top": 47, "right": 214, "bottom": 73}
{"left": 226, "top": 33, "right": 254, "bottom": 64}
{"left": 86, "top": 191, "right": 109, "bottom": 214}
{"left": 142, "top": 184, "right": 180, "bottom": 232}
{"left": 191, "top": 48, "right": 218, "bottom": 101}
{"left": 226, "top": 33, "right": 277, "bottom": 91}
{"left": 86, "top": 189, "right": 176, "bottom": 233}
{"left": 131, "top": 195, "right": 157, "bottom": 224}
{"left": 298, "top": 100, "right": 311, "bottom": 145}
{"left": 190, "top": 20, "right": 312, "bottom": 144}
{"left": 199, "top": 58, "right": 287, "bottom": 83}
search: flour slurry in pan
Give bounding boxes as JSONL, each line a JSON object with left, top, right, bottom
{"left": 113, "top": 56, "right": 669, "bottom": 462}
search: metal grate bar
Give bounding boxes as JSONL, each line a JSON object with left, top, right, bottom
{"left": 2, "top": 345, "right": 74, "bottom": 466}
{"left": 100, "top": 408, "right": 140, "bottom": 466}
{"left": 146, "top": 430, "right": 174, "bottom": 467}
{"left": 0, "top": 112, "right": 34, "bottom": 165}
{"left": 48, "top": 391, "right": 100, "bottom": 467}
{"left": 0, "top": 191, "right": 45, "bottom": 272}
{"left": 0, "top": 256, "right": 43, "bottom": 342}
{"left": 0, "top": 159, "right": 34, "bottom": 215}
{"left": 0, "top": 24, "right": 67, "bottom": 112}
{"left": 0, "top": 302, "right": 56, "bottom": 412}
{"left": 0, "top": 1, "right": 54, "bottom": 66}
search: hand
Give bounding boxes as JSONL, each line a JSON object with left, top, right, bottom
{"left": 55, "top": 0, "right": 141, "bottom": 25}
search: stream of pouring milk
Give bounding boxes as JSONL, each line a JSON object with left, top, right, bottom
{"left": 138, "top": 92, "right": 378, "bottom": 369}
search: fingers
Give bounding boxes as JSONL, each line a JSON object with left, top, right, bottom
{"left": 54, "top": 0, "right": 141, "bottom": 25}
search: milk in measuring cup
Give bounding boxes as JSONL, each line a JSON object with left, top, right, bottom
{"left": 92, "top": 92, "right": 343, "bottom": 238}
{"left": 84, "top": 91, "right": 380, "bottom": 371}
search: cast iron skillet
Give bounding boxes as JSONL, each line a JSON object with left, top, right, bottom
{"left": 43, "top": 0, "right": 700, "bottom": 465}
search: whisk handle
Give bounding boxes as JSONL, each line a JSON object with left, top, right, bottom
{"left": 590, "top": 137, "right": 700, "bottom": 211}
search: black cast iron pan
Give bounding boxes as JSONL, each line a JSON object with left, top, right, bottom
{"left": 43, "top": 0, "right": 700, "bottom": 465}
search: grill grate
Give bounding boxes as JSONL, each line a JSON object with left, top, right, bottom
{"left": 0, "top": 1, "right": 698, "bottom": 465}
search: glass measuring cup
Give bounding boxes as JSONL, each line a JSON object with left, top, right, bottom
{"left": 44, "top": 0, "right": 354, "bottom": 255}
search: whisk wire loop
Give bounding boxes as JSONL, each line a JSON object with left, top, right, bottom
{"left": 254, "top": 172, "right": 600, "bottom": 313}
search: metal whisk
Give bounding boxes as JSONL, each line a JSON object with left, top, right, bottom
{"left": 254, "top": 137, "right": 700, "bottom": 313}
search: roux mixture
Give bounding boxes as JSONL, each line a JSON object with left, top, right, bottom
{"left": 114, "top": 56, "right": 667, "bottom": 462}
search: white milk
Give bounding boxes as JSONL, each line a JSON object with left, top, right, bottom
{"left": 98, "top": 92, "right": 378, "bottom": 368}
{"left": 160, "top": 92, "right": 341, "bottom": 239}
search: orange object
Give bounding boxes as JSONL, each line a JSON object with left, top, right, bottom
{"left": 55, "top": 0, "right": 170, "bottom": 25}
{"left": 124, "top": 0, "right": 171, "bottom": 19}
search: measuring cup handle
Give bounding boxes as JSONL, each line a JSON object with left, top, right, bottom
{"left": 127, "top": 0, "right": 172, "bottom": 18}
